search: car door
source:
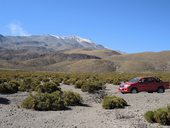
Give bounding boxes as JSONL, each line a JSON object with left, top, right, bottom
{"left": 138, "top": 78, "right": 152, "bottom": 92}
{"left": 147, "top": 77, "right": 157, "bottom": 91}
{"left": 138, "top": 78, "right": 146, "bottom": 91}
{"left": 150, "top": 77, "right": 161, "bottom": 91}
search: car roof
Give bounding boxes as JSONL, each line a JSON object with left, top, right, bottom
{"left": 138, "top": 76, "right": 157, "bottom": 79}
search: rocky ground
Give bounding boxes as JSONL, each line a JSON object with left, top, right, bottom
{"left": 0, "top": 84, "right": 170, "bottom": 128}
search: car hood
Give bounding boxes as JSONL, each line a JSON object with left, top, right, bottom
{"left": 125, "top": 82, "right": 137, "bottom": 85}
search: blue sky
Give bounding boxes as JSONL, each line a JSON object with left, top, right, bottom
{"left": 0, "top": 0, "right": 170, "bottom": 53}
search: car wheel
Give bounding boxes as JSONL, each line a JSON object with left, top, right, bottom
{"left": 157, "top": 87, "right": 164, "bottom": 93}
{"left": 131, "top": 88, "right": 138, "bottom": 94}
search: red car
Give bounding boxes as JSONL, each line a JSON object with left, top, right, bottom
{"left": 119, "top": 76, "right": 170, "bottom": 94}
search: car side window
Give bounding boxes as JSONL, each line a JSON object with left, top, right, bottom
{"left": 142, "top": 78, "right": 148, "bottom": 83}
{"left": 140, "top": 78, "right": 146, "bottom": 83}
{"left": 141, "top": 78, "right": 153, "bottom": 83}
{"left": 155, "top": 77, "right": 161, "bottom": 83}
{"left": 147, "top": 78, "right": 154, "bottom": 83}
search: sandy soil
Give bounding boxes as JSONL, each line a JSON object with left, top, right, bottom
{"left": 0, "top": 84, "right": 170, "bottom": 128}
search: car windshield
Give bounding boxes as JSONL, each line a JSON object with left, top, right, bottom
{"left": 129, "top": 77, "right": 140, "bottom": 83}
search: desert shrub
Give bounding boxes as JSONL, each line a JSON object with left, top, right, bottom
{"left": 63, "top": 78, "right": 77, "bottom": 85}
{"left": 144, "top": 111, "right": 155, "bottom": 123}
{"left": 21, "top": 90, "right": 83, "bottom": 111}
{"left": 42, "top": 77, "right": 50, "bottom": 83}
{"left": 167, "top": 111, "right": 170, "bottom": 123}
{"left": 19, "top": 78, "right": 33, "bottom": 92}
{"left": 21, "top": 92, "right": 65, "bottom": 111}
{"left": 145, "top": 106, "right": 170, "bottom": 125}
{"left": 9, "top": 80, "right": 20, "bottom": 87}
{"left": 74, "top": 80, "right": 85, "bottom": 88}
{"left": 52, "top": 78, "right": 63, "bottom": 84}
{"left": 0, "top": 78, "right": 8, "bottom": 84}
{"left": 62, "top": 76, "right": 70, "bottom": 84}
{"left": 19, "top": 82, "right": 29, "bottom": 92}
{"left": 21, "top": 94, "right": 36, "bottom": 109}
{"left": 19, "top": 77, "right": 42, "bottom": 92}
{"left": 104, "top": 78, "right": 114, "bottom": 84}
{"left": 102, "top": 96, "right": 128, "bottom": 109}
{"left": 36, "top": 82, "right": 60, "bottom": 93}
{"left": 0, "top": 82, "right": 19, "bottom": 94}
{"left": 81, "top": 81, "right": 104, "bottom": 93}
{"left": 37, "top": 76, "right": 44, "bottom": 81}
{"left": 30, "top": 79, "right": 41, "bottom": 91}
{"left": 154, "top": 108, "right": 168, "bottom": 125}
{"left": 63, "top": 91, "right": 82, "bottom": 106}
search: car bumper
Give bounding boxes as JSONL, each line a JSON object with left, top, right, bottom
{"left": 118, "top": 87, "right": 130, "bottom": 93}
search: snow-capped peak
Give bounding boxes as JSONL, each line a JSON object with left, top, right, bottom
{"left": 50, "top": 34, "right": 60, "bottom": 39}
{"left": 49, "top": 34, "right": 94, "bottom": 44}
{"left": 49, "top": 34, "right": 65, "bottom": 39}
{"left": 66, "top": 35, "right": 94, "bottom": 44}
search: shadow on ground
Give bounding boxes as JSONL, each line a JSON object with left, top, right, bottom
{"left": 78, "top": 103, "right": 91, "bottom": 107}
{"left": 0, "top": 97, "right": 10, "bottom": 104}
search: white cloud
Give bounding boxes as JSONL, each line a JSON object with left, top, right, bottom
{"left": 8, "top": 23, "right": 30, "bottom": 36}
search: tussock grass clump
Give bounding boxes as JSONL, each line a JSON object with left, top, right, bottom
{"left": 0, "top": 80, "right": 19, "bottom": 94}
{"left": 42, "top": 78, "right": 50, "bottom": 83}
{"left": 36, "top": 82, "right": 60, "bottom": 93}
{"left": 63, "top": 91, "right": 82, "bottom": 106}
{"left": 21, "top": 92, "right": 65, "bottom": 111}
{"left": 52, "top": 78, "right": 63, "bottom": 84}
{"left": 75, "top": 80, "right": 85, "bottom": 88}
{"left": 144, "top": 106, "right": 170, "bottom": 125}
{"left": 144, "top": 111, "right": 155, "bottom": 123}
{"left": 102, "top": 96, "right": 128, "bottom": 109}
{"left": 0, "top": 78, "right": 8, "bottom": 84}
{"left": 21, "top": 90, "right": 83, "bottom": 111}
{"left": 63, "top": 78, "right": 78, "bottom": 85}
{"left": 81, "top": 81, "right": 105, "bottom": 93}
{"left": 19, "top": 78, "right": 34, "bottom": 92}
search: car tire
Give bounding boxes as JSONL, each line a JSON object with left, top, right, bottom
{"left": 157, "top": 87, "right": 165, "bottom": 93}
{"left": 131, "top": 88, "right": 138, "bottom": 94}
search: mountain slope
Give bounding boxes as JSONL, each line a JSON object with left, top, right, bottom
{"left": 107, "top": 51, "right": 170, "bottom": 72}
{"left": 63, "top": 48, "right": 121, "bottom": 58}
{"left": 29, "top": 59, "right": 116, "bottom": 72}
{"left": 0, "top": 34, "right": 120, "bottom": 72}
{"left": 0, "top": 34, "right": 105, "bottom": 51}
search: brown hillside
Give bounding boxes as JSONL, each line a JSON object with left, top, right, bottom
{"left": 64, "top": 48, "right": 121, "bottom": 58}
{"left": 107, "top": 51, "right": 170, "bottom": 72}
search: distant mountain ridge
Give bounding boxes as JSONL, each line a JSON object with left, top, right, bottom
{"left": 0, "top": 34, "right": 105, "bottom": 51}
{"left": 0, "top": 34, "right": 120, "bottom": 72}
{"left": 0, "top": 34, "right": 170, "bottom": 72}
